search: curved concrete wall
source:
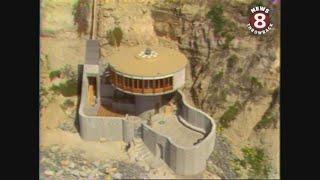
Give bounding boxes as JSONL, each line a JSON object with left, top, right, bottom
{"left": 141, "top": 90, "right": 216, "bottom": 176}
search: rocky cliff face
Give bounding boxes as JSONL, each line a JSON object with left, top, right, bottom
{"left": 149, "top": 1, "right": 280, "bottom": 178}
{"left": 95, "top": 0, "right": 280, "bottom": 178}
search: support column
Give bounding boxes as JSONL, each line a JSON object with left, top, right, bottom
{"left": 96, "top": 75, "right": 101, "bottom": 105}
{"left": 142, "top": 79, "right": 144, "bottom": 94}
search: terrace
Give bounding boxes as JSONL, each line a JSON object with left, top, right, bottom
{"left": 151, "top": 114, "right": 205, "bottom": 147}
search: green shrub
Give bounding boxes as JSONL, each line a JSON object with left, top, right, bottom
{"left": 61, "top": 65, "right": 76, "bottom": 79}
{"left": 61, "top": 99, "right": 75, "bottom": 110}
{"left": 212, "top": 71, "right": 224, "bottom": 83}
{"left": 220, "top": 101, "right": 241, "bottom": 128}
{"left": 240, "top": 147, "right": 271, "bottom": 178}
{"left": 207, "top": 4, "right": 238, "bottom": 48}
{"left": 60, "top": 79, "right": 78, "bottom": 97}
{"left": 64, "top": 99, "right": 75, "bottom": 107}
{"left": 249, "top": 0, "right": 266, "bottom": 9}
{"left": 107, "top": 30, "right": 116, "bottom": 46}
{"left": 254, "top": 112, "right": 277, "bottom": 130}
{"left": 50, "top": 84, "right": 60, "bottom": 93}
{"left": 113, "top": 27, "right": 123, "bottom": 47}
{"left": 250, "top": 76, "right": 263, "bottom": 89}
{"left": 227, "top": 54, "right": 239, "bottom": 68}
{"left": 207, "top": 4, "right": 225, "bottom": 36}
{"left": 49, "top": 70, "right": 61, "bottom": 80}
{"left": 107, "top": 27, "right": 123, "bottom": 47}
{"left": 50, "top": 78, "right": 78, "bottom": 97}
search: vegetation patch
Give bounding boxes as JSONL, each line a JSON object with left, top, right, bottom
{"left": 207, "top": 4, "right": 237, "bottom": 48}
{"left": 49, "top": 70, "right": 61, "bottom": 80}
{"left": 40, "top": 29, "right": 56, "bottom": 37}
{"left": 73, "top": 0, "right": 90, "bottom": 37}
{"left": 227, "top": 54, "right": 239, "bottom": 69}
{"left": 219, "top": 101, "right": 242, "bottom": 128}
{"left": 233, "top": 147, "right": 271, "bottom": 179}
{"left": 107, "top": 27, "right": 123, "bottom": 47}
{"left": 50, "top": 78, "right": 78, "bottom": 97}
{"left": 249, "top": 0, "right": 267, "bottom": 9}
{"left": 61, "top": 99, "right": 75, "bottom": 110}
{"left": 61, "top": 65, "right": 76, "bottom": 79}
{"left": 254, "top": 111, "right": 277, "bottom": 131}
{"left": 250, "top": 76, "right": 263, "bottom": 89}
{"left": 211, "top": 71, "right": 224, "bottom": 83}
{"left": 207, "top": 4, "right": 225, "bottom": 36}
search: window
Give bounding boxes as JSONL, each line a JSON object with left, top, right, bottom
{"left": 129, "top": 78, "right": 132, "bottom": 88}
{"left": 138, "top": 80, "right": 142, "bottom": 88}
{"left": 160, "top": 79, "right": 163, "bottom": 87}
{"left": 149, "top": 80, "right": 154, "bottom": 88}
{"left": 164, "top": 78, "right": 168, "bottom": 86}
{"left": 134, "top": 79, "right": 137, "bottom": 88}
{"left": 125, "top": 77, "right": 128, "bottom": 87}
{"left": 119, "top": 76, "right": 123, "bottom": 86}
{"left": 155, "top": 79, "right": 159, "bottom": 88}
{"left": 144, "top": 80, "right": 149, "bottom": 88}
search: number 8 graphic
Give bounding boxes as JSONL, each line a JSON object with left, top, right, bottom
{"left": 253, "top": 13, "right": 266, "bottom": 29}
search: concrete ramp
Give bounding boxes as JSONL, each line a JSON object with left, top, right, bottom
{"left": 85, "top": 40, "right": 99, "bottom": 65}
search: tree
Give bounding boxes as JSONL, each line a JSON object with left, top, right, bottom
{"left": 113, "top": 27, "right": 123, "bottom": 47}
{"left": 106, "top": 27, "right": 123, "bottom": 47}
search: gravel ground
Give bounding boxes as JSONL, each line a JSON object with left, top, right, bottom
{"left": 40, "top": 145, "right": 149, "bottom": 179}
{"left": 207, "top": 134, "right": 238, "bottom": 179}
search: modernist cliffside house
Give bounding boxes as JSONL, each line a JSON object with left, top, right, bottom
{"left": 79, "top": 40, "right": 216, "bottom": 176}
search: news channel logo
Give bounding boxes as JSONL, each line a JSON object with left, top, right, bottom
{"left": 247, "top": 6, "right": 273, "bottom": 35}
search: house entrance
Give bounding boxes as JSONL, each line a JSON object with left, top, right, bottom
{"left": 156, "top": 143, "right": 164, "bottom": 160}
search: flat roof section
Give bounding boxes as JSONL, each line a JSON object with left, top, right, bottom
{"left": 107, "top": 46, "right": 188, "bottom": 77}
{"left": 85, "top": 40, "right": 100, "bottom": 65}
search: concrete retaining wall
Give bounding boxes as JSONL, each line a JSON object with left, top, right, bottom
{"left": 141, "top": 90, "right": 216, "bottom": 176}
{"left": 100, "top": 97, "right": 136, "bottom": 114}
{"left": 176, "top": 90, "right": 213, "bottom": 135}
{"left": 79, "top": 65, "right": 139, "bottom": 142}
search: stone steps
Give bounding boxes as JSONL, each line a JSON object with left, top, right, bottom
{"left": 131, "top": 138, "right": 155, "bottom": 163}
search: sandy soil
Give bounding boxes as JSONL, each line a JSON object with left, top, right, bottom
{"left": 40, "top": 38, "right": 86, "bottom": 70}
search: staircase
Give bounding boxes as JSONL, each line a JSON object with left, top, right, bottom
{"left": 129, "top": 138, "right": 155, "bottom": 164}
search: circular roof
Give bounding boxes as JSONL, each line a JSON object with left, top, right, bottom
{"left": 107, "top": 46, "right": 188, "bottom": 77}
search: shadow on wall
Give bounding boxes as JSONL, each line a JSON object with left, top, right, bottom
{"left": 74, "top": 64, "right": 84, "bottom": 134}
